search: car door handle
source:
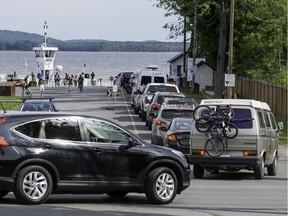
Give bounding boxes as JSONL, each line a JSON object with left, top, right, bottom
{"left": 90, "top": 147, "right": 103, "bottom": 154}
{"left": 40, "top": 143, "right": 52, "bottom": 149}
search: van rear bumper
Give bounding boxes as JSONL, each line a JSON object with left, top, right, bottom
{"left": 188, "top": 155, "right": 261, "bottom": 167}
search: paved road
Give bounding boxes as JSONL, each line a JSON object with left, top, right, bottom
{"left": 3, "top": 85, "right": 287, "bottom": 216}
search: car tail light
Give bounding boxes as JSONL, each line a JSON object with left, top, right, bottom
{"left": 167, "top": 133, "right": 178, "bottom": 142}
{"left": 0, "top": 116, "right": 8, "bottom": 124}
{"left": 151, "top": 104, "right": 160, "bottom": 110}
{"left": 156, "top": 119, "right": 166, "bottom": 125}
{"left": 0, "top": 136, "right": 9, "bottom": 147}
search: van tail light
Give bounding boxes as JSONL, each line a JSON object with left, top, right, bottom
{"left": 156, "top": 119, "right": 167, "bottom": 125}
{"left": 243, "top": 150, "right": 257, "bottom": 156}
{"left": 0, "top": 136, "right": 9, "bottom": 147}
{"left": 192, "top": 149, "right": 205, "bottom": 156}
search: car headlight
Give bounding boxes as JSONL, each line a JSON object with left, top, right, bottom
{"left": 171, "top": 149, "right": 186, "bottom": 160}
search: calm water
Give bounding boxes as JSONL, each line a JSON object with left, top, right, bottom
{"left": 0, "top": 51, "right": 178, "bottom": 80}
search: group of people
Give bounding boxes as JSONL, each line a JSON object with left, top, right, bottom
{"left": 21, "top": 71, "right": 96, "bottom": 97}
{"left": 55, "top": 72, "right": 86, "bottom": 93}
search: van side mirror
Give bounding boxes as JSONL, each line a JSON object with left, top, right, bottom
{"left": 278, "top": 122, "right": 284, "bottom": 130}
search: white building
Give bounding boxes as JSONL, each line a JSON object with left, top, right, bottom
{"left": 167, "top": 52, "right": 214, "bottom": 92}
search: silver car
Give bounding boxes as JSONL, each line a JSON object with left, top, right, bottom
{"left": 137, "top": 83, "right": 181, "bottom": 121}
{"left": 146, "top": 92, "right": 185, "bottom": 130}
{"left": 151, "top": 103, "right": 195, "bottom": 145}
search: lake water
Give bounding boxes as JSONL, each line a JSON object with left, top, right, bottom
{"left": 0, "top": 51, "right": 178, "bottom": 81}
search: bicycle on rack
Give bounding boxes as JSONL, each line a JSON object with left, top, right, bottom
{"left": 204, "top": 127, "right": 226, "bottom": 157}
{"left": 194, "top": 104, "right": 238, "bottom": 139}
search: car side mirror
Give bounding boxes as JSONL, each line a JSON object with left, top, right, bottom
{"left": 278, "top": 122, "right": 283, "bottom": 131}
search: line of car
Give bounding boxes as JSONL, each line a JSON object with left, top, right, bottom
{"left": 130, "top": 82, "right": 197, "bottom": 157}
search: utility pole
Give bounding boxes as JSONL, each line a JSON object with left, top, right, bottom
{"left": 183, "top": 15, "right": 187, "bottom": 88}
{"left": 227, "top": 0, "right": 235, "bottom": 99}
{"left": 191, "top": 2, "right": 197, "bottom": 93}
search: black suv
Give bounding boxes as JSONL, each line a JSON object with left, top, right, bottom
{"left": 0, "top": 112, "right": 190, "bottom": 205}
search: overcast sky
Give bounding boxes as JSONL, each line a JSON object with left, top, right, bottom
{"left": 1, "top": 0, "right": 181, "bottom": 42}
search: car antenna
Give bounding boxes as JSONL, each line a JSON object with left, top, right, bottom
{"left": 0, "top": 102, "right": 6, "bottom": 113}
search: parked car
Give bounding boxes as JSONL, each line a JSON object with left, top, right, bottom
{"left": 151, "top": 104, "right": 195, "bottom": 145}
{"left": 160, "top": 117, "right": 193, "bottom": 157}
{"left": 0, "top": 112, "right": 191, "bottom": 204}
{"left": 146, "top": 92, "right": 185, "bottom": 130}
{"left": 136, "top": 83, "right": 181, "bottom": 121}
{"left": 20, "top": 98, "right": 58, "bottom": 112}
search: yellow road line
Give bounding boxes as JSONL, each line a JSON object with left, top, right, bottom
{"left": 121, "top": 88, "right": 139, "bottom": 135}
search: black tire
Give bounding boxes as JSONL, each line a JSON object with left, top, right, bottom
{"left": 14, "top": 166, "right": 53, "bottom": 204}
{"left": 267, "top": 155, "right": 278, "bottom": 176}
{"left": 205, "top": 137, "right": 225, "bottom": 157}
{"left": 193, "top": 105, "right": 212, "bottom": 121}
{"left": 106, "top": 191, "right": 128, "bottom": 198}
{"left": 145, "top": 167, "right": 177, "bottom": 204}
{"left": 195, "top": 118, "right": 211, "bottom": 133}
{"left": 223, "top": 123, "right": 238, "bottom": 139}
{"left": 0, "top": 191, "right": 9, "bottom": 198}
{"left": 193, "top": 164, "right": 204, "bottom": 179}
{"left": 254, "top": 157, "right": 265, "bottom": 179}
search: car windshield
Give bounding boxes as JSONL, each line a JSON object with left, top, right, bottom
{"left": 157, "top": 96, "right": 183, "bottom": 104}
{"left": 147, "top": 86, "right": 177, "bottom": 94}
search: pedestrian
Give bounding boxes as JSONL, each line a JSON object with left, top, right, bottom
{"left": 91, "top": 72, "right": 95, "bottom": 86}
{"left": 39, "top": 78, "right": 45, "bottom": 98}
{"left": 68, "top": 76, "right": 73, "bottom": 92}
{"left": 78, "top": 75, "right": 84, "bottom": 93}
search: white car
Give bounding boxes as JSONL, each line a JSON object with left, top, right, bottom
{"left": 137, "top": 83, "right": 181, "bottom": 121}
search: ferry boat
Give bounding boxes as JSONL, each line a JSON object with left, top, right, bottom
{"left": 32, "top": 21, "right": 58, "bottom": 81}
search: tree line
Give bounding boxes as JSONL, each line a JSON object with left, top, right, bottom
{"left": 155, "top": 0, "right": 287, "bottom": 98}
{"left": 0, "top": 39, "right": 183, "bottom": 52}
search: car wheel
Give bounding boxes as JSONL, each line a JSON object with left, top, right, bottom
{"left": 193, "top": 164, "right": 204, "bottom": 179}
{"left": 106, "top": 191, "right": 128, "bottom": 198}
{"left": 14, "top": 166, "right": 53, "bottom": 204}
{"left": 145, "top": 167, "right": 177, "bottom": 204}
{"left": 254, "top": 157, "right": 265, "bottom": 179}
{"left": 0, "top": 191, "right": 9, "bottom": 199}
{"left": 267, "top": 155, "right": 278, "bottom": 176}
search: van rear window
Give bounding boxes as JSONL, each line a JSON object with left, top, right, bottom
{"left": 141, "top": 76, "right": 152, "bottom": 85}
{"left": 154, "top": 76, "right": 164, "bottom": 83}
{"left": 231, "top": 108, "right": 253, "bottom": 129}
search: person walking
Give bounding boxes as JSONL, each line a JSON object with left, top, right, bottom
{"left": 78, "top": 75, "right": 84, "bottom": 93}
{"left": 39, "top": 78, "right": 45, "bottom": 98}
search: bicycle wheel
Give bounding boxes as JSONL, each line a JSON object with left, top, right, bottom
{"left": 193, "top": 105, "right": 213, "bottom": 121}
{"left": 205, "top": 137, "right": 225, "bottom": 157}
{"left": 223, "top": 123, "right": 238, "bottom": 139}
{"left": 195, "top": 118, "right": 210, "bottom": 133}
